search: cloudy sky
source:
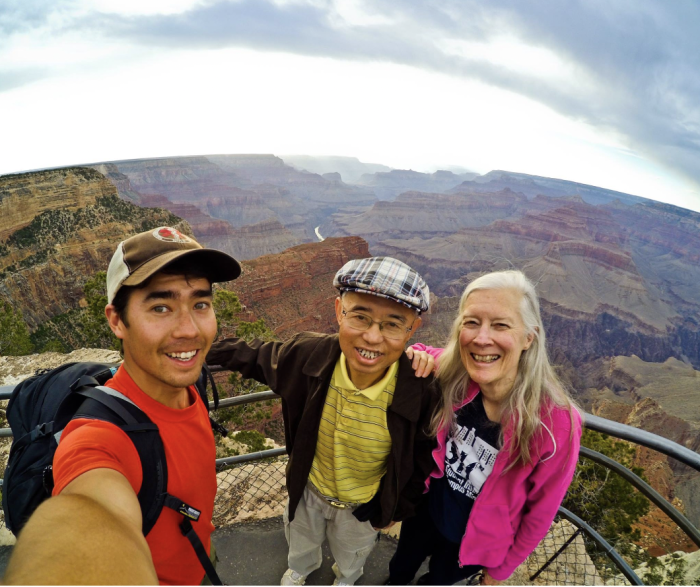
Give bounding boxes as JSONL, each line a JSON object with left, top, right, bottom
{"left": 2, "top": 0, "right": 700, "bottom": 210}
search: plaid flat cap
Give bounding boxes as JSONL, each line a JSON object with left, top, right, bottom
{"left": 334, "top": 257, "right": 430, "bottom": 313}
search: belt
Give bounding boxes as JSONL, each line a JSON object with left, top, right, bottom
{"left": 307, "top": 482, "right": 362, "bottom": 510}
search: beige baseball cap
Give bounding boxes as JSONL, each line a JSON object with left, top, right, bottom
{"left": 106, "top": 226, "right": 241, "bottom": 303}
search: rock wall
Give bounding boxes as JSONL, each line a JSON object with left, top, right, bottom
{"left": 0, "top": 168, "right": 115, "bottom": 240}
{"left": 108, "top": 156, "right": 249, "bottom": 197}
{"left": 228, "top": 236, "right": 370, "bottom": 340}
{"left": 0, "top": 167, "right": 187, "bottom": 326}
{"left": 355, "top": 169, "right": 478, "bottom": 200}
{"left": 205, "top": 219, "right": 305, "bottom": 261}
{"left": 105, "top": 155, "right": 376, "bottom": 244}
{"left": 94, "top": 160, "right": 309, "bottom": 257}
{"left": 136, "top": 193, "right": 236, "bottom": 239}
{"left": 90, "top": 163, "right": 142, "bottom": 203}
{"left": 324, "top": 189, "right": 528, "bottom": 243}
{"left": 328, "top": 190, "right": 700, "bottom": 367}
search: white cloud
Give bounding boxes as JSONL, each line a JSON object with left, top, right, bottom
{"left": 79, "top": 0, "right": 207, "bottom": 16}
{"left": 439, "top": 36, "right": 583, "bottom": 86}
{"left": 330, "top": 0, "right": 395, "bottom": 27}
{"left": 5, "top": 29, "right": 126, "bottom": 70}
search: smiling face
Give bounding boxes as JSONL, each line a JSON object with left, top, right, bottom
{"left": 106, "top": 272, "right": 217, "bottom": 408}
{"left": 335, "top": 292, "right": 421, "bottom": 390}
{"left": 459, "top": 288, "right": 534, "bottom": 408}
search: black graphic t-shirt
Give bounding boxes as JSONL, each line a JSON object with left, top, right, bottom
{"left": 429, "top": 394, "right": 501, "bottom": 543}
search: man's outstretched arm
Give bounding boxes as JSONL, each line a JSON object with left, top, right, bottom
{"left": 4, "top": 468, "right": 157, "bottom": 585}
{"left": 207, "top": 336, "right": 284, "bottom": 391}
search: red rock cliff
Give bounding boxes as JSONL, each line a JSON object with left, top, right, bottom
{"left": 227, "top": 236, "right": 370, "bottom": 339}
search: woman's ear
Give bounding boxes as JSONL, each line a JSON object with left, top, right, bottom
{"left": 523, "top": 327, "right": 538, "bottom": 351}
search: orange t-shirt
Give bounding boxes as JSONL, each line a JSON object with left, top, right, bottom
{"left": 53, "top": 366, "right": 217, "bottom": 585}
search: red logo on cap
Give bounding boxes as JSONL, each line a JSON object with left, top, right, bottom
{"left": 152, "top": 227, "right": 192, "bottom": 243}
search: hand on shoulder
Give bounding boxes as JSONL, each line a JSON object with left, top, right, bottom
{"left": 405, "top": 347, "right": 436, "bottom": 378}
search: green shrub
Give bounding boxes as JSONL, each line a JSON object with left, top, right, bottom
{"left": 81, "top": 271, "right": 119, "bottom": 350}
{"left": 232, "top": 430, "right": 271, "bottom": 453}
{"left": 563, "top": 429, "right": 651, "bottom": 570}
{"left": 6, "top": 195, "right": 179, "bottom": 253}
{"left": 564, "top": 429, "right": 649, "bottom": 544}
{"left": 30, "top": 272, "right": 118, "bottom": 352}
{"left": 31, "top": 309, "right": 87, "bottom": 353}
{"left": 213, "top": 289, "right": 242, "bottom": 337}
{"left": 644, "top": 553, "right": 688, "bottom": 585}
{"left": 0, "top": 299, "right": 34, "bottom": 356}
{"left": 219, "top": 445, "right": 240, "bottom": 458}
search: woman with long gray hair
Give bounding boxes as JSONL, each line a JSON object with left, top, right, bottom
{"left": 389, "top": 270, "right": 582, "bottom": 585}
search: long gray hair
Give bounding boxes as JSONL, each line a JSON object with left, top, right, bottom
{"left": 432, "top": 270, "right": 577, "bottom": 467}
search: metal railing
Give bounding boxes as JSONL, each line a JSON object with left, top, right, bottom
{"left": 1, "top": 388, "right": 700, "bottom": 585}
{"left": 539, "top": 414, "right": 700, "bottom": 586}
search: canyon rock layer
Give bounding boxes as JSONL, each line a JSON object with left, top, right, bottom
{"left": 324, "top": 189, "right": 700, "bottom": 370}
{"left": 91, "top": 155, "right": 376, "bottom": 261}
{"left": 0, "top": 167, "right": 185, "bottom": 326}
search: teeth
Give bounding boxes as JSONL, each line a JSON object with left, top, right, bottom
{"left": 473, "top": 354, "right": 499, "bottom": 363}
{"left": 167, "top": 350, "right": 197, "bottom": 361}
{"left": 358, "top": 349, "right": 381, "bottom": 360}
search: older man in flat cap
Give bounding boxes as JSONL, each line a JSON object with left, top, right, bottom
{"left": 208, "top": 257, "right": 439, "bottom": 586}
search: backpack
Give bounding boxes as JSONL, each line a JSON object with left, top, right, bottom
{"left": 2, "top": 361, "right": 224, "bottom": 585}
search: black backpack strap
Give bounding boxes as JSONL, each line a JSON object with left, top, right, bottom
{"left": 69, "top": 386, "right": 168, "bottom": 536}
{"left": 69, "top": 385, "right": 221, "bottom": 582}
{"left": 11, "top": 421, "right": 55, "bottom": 452}
{"left": 164, "top": 494, "right": 223, "bottom": 585}
{"left": 73, "top": 387, "right": 141, "bottom": 427}
{"left": 196, "top": 365, "right": 228, "bottom": 436}
{"left": 205, "top": 365, "right": 220, "bottom": 410}
{"left": 181, "top": 518, "right": 222, "bottom": 586}
{"left": 196, "top": 365, "right": 219, "bottom": 409}
{"left": 209, "top": 417, "right": 228, "bottom": 437}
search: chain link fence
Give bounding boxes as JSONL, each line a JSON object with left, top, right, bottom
{"left": 214, "top": 455, "right": 288, "bottom": 527}
{"left": 0, "top": 444, "right": 640, "bottom": 585}
{"left": 210, "top": 457, "right": 640, "bottom": 585}
{"left": 0, "top": 412, "right": 690, "bottom": 585}
{"left": 524, "top": 516, "right": 632, "bottom": 586}
{"left": 209, "top": 459, "right": 638, "bottom": 585}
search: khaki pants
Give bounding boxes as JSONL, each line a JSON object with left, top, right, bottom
{"left": 284, "top": 485, "right": 379, "bottom": 585}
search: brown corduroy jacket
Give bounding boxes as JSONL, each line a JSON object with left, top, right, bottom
{"left": 206, "top": 332, "right": 439, "bottom": 528}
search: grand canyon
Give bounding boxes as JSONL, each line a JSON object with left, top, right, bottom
{"left": 2, "top": 154, "right": 700, "bottom": 555}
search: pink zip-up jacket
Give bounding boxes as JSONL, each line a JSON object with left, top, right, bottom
{"left": 413, "top": 344, "right": 582, "bottom": 581}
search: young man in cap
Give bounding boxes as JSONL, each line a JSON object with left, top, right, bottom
{"left": 5, "top": 227, "right": 241, "bottom": 585}
{"left": 207, "top": 257, "right": 439, "bottom": 586}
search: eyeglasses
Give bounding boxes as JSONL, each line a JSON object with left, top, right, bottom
{"left": 341, "top": 307, "right": 415, "bottom": 340}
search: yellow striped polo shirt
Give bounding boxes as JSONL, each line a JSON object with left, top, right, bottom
{"left": 308, "top": 354, "right": 398, "bottom": 504}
